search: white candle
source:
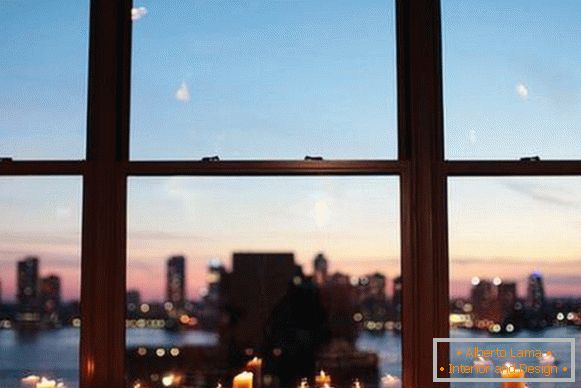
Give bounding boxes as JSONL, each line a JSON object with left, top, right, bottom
{"left": 246, "top": 357, "right": 262, "bottom": 388}
{"left": 380, "top": 375, "right": 402, "bottom": 388}
{"left": 314, "top": 371, "right": 331, "bottom": 388}
{"left": 233, "top": 371, "right": 253, "bottom": 388}
{"left": 297, "top": 378, "right": 310, "bottom": 388}
{"left": 21, "top": 375, "right": 40, "bottom": 387}
{"left": 36, "top": 378, "right": 56, "bottom": 388}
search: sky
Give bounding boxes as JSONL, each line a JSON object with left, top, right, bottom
{"left": 0, "top": 1, "right": 581, "bottom": 301}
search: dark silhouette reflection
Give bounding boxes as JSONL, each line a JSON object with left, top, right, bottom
{"left": 126, "top": 252, "right": 388, "bottom": 388}
{"left": 263, "top": 276, "right": 330, "bottom": 387}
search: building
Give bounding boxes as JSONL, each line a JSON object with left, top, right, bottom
{"left": 392, "top": 276, "right": 402, "bottom": 317}
{"left": 126, "top": 289, "right": 141, "bottom": 314}
{"left": 16, "top": 256, "right": 40, "bottom": 326}
{"left": 470, "top": 278, "right": 500, "bottom": 323}
{"left": 166, "top": 255, "right": 186, "bottom": 310}
{"left": 497, "top": 281, "right": 517, "bottom": 316}
{"left": 313, "top": 253, "right": 328, "bottom": 285}
{"left": 527, "top": 272, "right": 546, "bottom": 311}
{"left": 198, "top": 259, "right": 227, "bottom": 329}
{"left": 40, "top": 275, "right": 61, "bottom": 325}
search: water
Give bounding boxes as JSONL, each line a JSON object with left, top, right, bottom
{"left": 0, "top": 328, "right": 578, "bottom": 387}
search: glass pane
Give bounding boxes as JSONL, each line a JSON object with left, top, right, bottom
{"left": 442, "top": 1, "right": 581, "bottom": 160}
{"left": 449, "top": 177, "right": 581, "bottom": 387}
{"left": 0, "top": 177, "right": 82, "bottom": 387}
{"left": 0, "top": 2, "right": 89, "bottom": 160}
{"left": 130, "top": 1, "right": 397, "bottom": 160}
{"left": 127, "top": 177, "right": 401, "bottom": 387}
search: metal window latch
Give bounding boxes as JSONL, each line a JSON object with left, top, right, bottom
{"left": 0, "top": 157, "right": 13, "bottom": 162}
{"left": 520, "top": 156, "right": 541, "bottom": 162}
{"left": 304, "top": 155, "right": 323, "bottom": 161}
{"left": 201, "top": 155, "right": 220, "bottom": 162}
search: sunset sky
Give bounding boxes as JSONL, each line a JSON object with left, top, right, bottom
{"left": 1, "top": 1, "right": 581, "bottom": 301}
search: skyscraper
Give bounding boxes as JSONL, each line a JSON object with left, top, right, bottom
{"left": 470, "top": 278, "right": 499, "bottom": 322}
{"left": 313, "top": 253, "right": 328, "bottom": 285}
{"left": 166, "top": 255, "right": 186, "bottom": 309}
{"left": 497, "top": 281, "right": 517, "bottom": 316}
{"left": 17, "top": 256, "right": 40, "bottom": 325}
{"left": 126, "top": 289, "right": 141, "bottom": 312}
{"left": 40, "top": 275, "right": 61, "bottom": 325}
{"left": 527, "top": 272, "right": 545, "bottom": 311}
{"left": 392, "top": 276, "right": 402, "bottom": 316}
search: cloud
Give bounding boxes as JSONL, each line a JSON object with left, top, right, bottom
{"left": 468, "top": 129, "right": 477, "bottom": 144}
{"left": 55, "top": 206, "right": 73, "bottom": 220}
{"left": 175, "top": 82, "right": 191, "bottom": 102}
{"left": 516, "top": 82, "right": 529, "bottom": 100}
{"left": 503, "top": 182, "right": 580, "bottom": 207}
{"left": 131, "top": 7, "right": 148, "bottom": 21}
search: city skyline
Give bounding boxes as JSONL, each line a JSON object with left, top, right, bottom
{"left": 0, "top": 252, "right": 578, "bottom": 303}
{"left": 1, "top": 0, "right": 581, "bottom": 301}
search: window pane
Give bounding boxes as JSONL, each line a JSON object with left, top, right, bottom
{"left": 0, "top": 177, "right": 82, "bottom": 387}
{"left": 442, "top": 1, "right": 581, "bottom": 160}
{"left": 130, "top": 1, "right": 397, "bottom": 160}
{"left": 127, "top": 177, "right": 401, "bottom": 387}
{"left": 0, "top": 2, "right": 89, "bottom": 160}
{"left": 449, "top": 177, "right": 581, "bottom": 387}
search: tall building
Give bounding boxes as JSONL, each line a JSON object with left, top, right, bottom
{"left": 198, "top": 259, "right": 226, "bottom": 329}
{"left": 40, "top": 275, "right": 61, "bottom": 325}
{"left": 392, "top": 276, "right": 402, "bottom": 316}
{"left": 497, "top": 281, "right": 517, "bottom": 316}
{"left": 17, "top": 256, "right": 40, "bottom": 325}
{"left": 470, "top": 278, "right": 500, "bottom": 322}
{"left": 206, "top": 259, "right": 225, "bottom": 302}
{"left": 368, "top": 272, "right": 387, "bottom": 298}
{"left": 527, "top": 272, "right": 545, "bottom": 311}
{"left": 313, "top": 253, "right": 328, "bottom": 285}
{"left": 126, "top": 289, "right": 141, "bottom": 313}
{"left": 166, "top": 255, "right": 186, "bottom": 309}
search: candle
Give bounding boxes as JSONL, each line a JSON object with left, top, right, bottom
{"left": 297, "top": 378, "right": 310, "bottom": 388}
{"left": 21, "top": 375, "right": 41, "bottom": 387}
{"left": 380, "top": 375, "right": 402, "bottom": 388}
{"left": 233, "top": 372, "right": 253, "bottom": 388}
{"left": 352, "top": 379, "right": 363, "bottom": 388}
{"left": 36, "top": 378, "right": 57, "bottom": 388}
{"left": 246, "top": 357, "right": 262, "bottom": 388}
{"left": 501, "top": 364, "right": 525, "bottom": 388}
{"left": 314, "top": 371, "right": 331, "bottom": 388}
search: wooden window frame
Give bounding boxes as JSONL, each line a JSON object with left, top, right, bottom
{"left": 2, "top": 0, "right": 581, "bottom": 386}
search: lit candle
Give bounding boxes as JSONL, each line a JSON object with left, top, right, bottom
{"left": 21, "top": 375, "right": 41, "bottom": 387}
{"left": 352, "top": 379, "right": 363, "bottom": 388}
{"left": 297, "top": 378, "right": 310, "bottom": 388}
{"left": 501, "top": 364, "right": 525, "bottom": 388}
{"left": 36, "top": 378, "right": 57, "bottom": 388}
{"left": 380, "top": 375, "right": 402, "bottom": 388}
{"left": 246, "top": 357, "right": 262, "bottom": 388}
{"left": 233, "top": 372, "right": 253, "bottom": 388}
{"left": 314, "top": 371, "right": 331, "bottom": 388}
